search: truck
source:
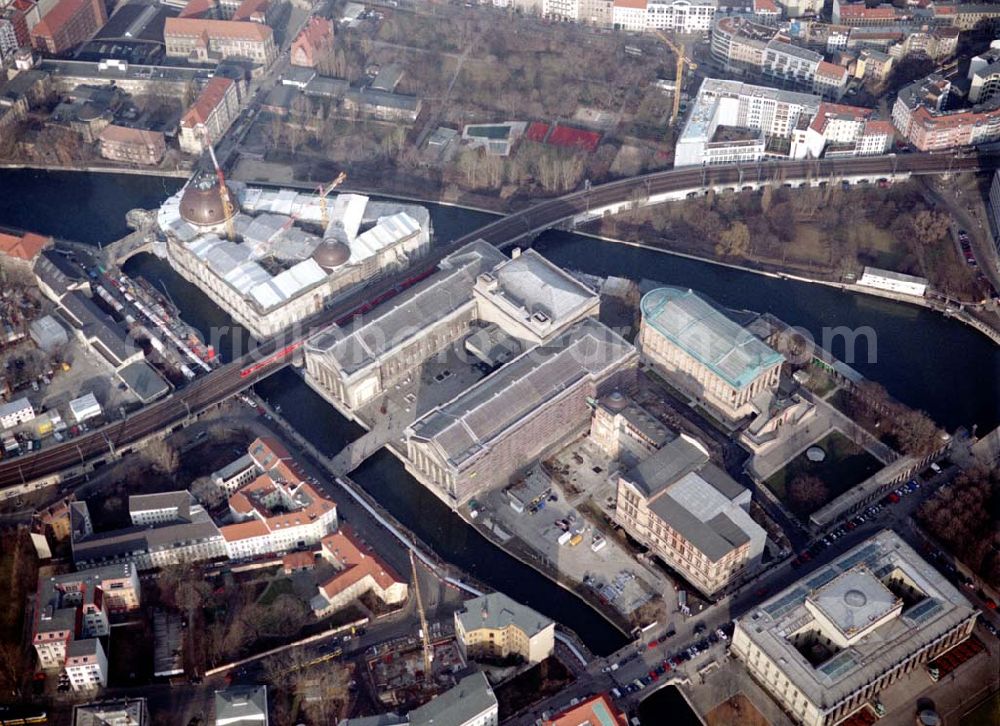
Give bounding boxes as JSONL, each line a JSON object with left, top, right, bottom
{"left": 568, "top": 533, "right": 584, "bottom": 547}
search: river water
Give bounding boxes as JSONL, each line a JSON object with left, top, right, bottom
{"left": 2, "top": 168, "right": 998, "bottom": 657}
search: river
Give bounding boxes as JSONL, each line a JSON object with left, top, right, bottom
{"left": 2, "top": 168, "right": 998, "bottom": 656}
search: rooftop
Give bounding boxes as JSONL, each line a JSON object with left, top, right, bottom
{"left": 164, "top": 16, "right": 273, "bottom": 42}
{"left": 317, "top": 526, "right": 404, "bottom": 600}
{"left": 407, "top": 671, "right": 497, "bottom": 726}
{"left": 407, "top": 318, "right": 635, "bottom": 469}
{"left": 640, "top": 287, "right": 784, "bottom": 390}
{"left": 736, "top": 530, "right": 978, "bottom": 713}
{"left": 456, "top": 592, "right": 554, "bottom": 637}
{"left": 476, "top": 249, "right": 599, "bottom": 335}
{"left": 545, "top": 694, "right": 627, "bottom": 726}
{"left": 214, "top": 685, "right": 268, "bottom": 726}
{"left": 806, "top": 567, "right": 901, "bottom": 640}
{"left": 307, "top": 241, "right": 505, "bottom": 376}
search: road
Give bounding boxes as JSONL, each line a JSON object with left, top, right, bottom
{"left": 0, "top": 151, "right": 993, "bottom": 492}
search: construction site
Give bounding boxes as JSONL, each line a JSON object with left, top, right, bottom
{"left": 155, "top": 149, "right": 433, "bottom": 339}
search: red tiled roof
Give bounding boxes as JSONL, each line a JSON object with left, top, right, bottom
{"left": 0, "top": 231, "right": 49, "bottom": 261}
{"left": 753, "top": 0, "right": 779, "bottom": 13}
{"left": 98, "top": 125, "right": 164, "bottom": 146}
{"left": 545, "top": 695, "right": 628, "bottom": 726}
{"left": 232, "top": 0, "right": 268, "bottom": 22}
{"left": 809, "top": 102, "right": 872, "bottom": 133}
{"left": 178, "top": 0, "right": 215, "bottom": 18}
{"left": 318, "top": 526, "right": 404, "bottom": 598}
{"left": 816, "top": 60, "right": 848, "bottom": 80}
{"left": 863, "top": 119, "right": 895, "bottom": 136}
{"left": 283, "top": 550, "right": 316, "bottom": 572}
{"left": 613, "top": 0, "right": 647, "bottom": 8}
{"left": 32, "top": 0, "right": 102, "bottom": 41}
{"left": 220, "top": 518, "right": 270, "bottom": 542}
{"left": 838, "top": 4, "right": 896, "bottom": 17}
{"left": 180, "top": 76, "right": 235, "bottom": 129}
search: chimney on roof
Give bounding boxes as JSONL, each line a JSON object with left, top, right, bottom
{"left": 511, "top": 247, "right": 521, "bottom": 259}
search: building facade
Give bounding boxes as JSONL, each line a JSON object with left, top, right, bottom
{"left": 637, "top": 286, "right": 784, "bottom": 421}
{"left": 614, "top": 434, "right": 766, "bottom": 595}
{"left": 178, "top": 76, "right": 241, "bottom": 154}
{"left": 675, "top": 78, "right": 822, "bottom": 167}
{"left": 893, "top": 74, "right": 1000, "bottom": 151}
{"left": 455, "top": 592, "right": 555, "bottom": 664}
{"left": 732, "top": 531, "right": 979, "bottom": 726}
{"left": 164, "top": 17, "right": 276, "bottom": 66}
{"left": 98, "top": 125, "right": 166, "bottom": 165}
{"left": 30, "top": 0, "right": 106, "bottom": 55}
{"left": 405, "top": 318, "right": 636, "bottom": 507}
{"left": 312, "top": 526, "right": 407, "bottom": 615}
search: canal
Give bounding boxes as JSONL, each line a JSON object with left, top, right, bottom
{"left": 2, "top": 168, "right": 999, "bottom": 656}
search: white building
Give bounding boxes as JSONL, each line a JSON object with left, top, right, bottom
{"left": 311, "top": 527, "right": 408, "bottom": 616}
{"left": 73, "top": 698, "right": 148, "bottom": 726}
{"left": 65, "top": 639, "right": 108, "bottom": 691}
{"left": 220, "top": 437, "right": 338, "bottom": 559}
{"left": 612, "top": 0, "right": 647, "bottom": 31}
{"left": 762, "top": 40, "right": 822, "bottom": 88}
{"left": 644, "top": 0, "right": 717, "bottom": 33}
{"left": 675, "top": 78, "right": 822, "bottom": 167}
{"left": 0, "top": 396, "right": 34, "bottom": 429}
{"left": 215, "top": 685, "right": 268, "bottom": 726}
{"left": 858, "top": 267, "right": 928, "bottom": 297}
{"left": 68, "top": 393, "right": 102, "bottom": 424}
{"left": 543, "top": 0, "right": 580, "bottom": 20}
{"left": 732, "top": 531, "right": 979, "bottom": 726}
{"left": 968, "top": 42, "right": 1000, "bottom": 104}
{"left": 159, "top": 177, "right": 431, "bottom": 339}
{"left": 129, "top": 491, "right": 197, "bottom": 527}
{"left": 793, "top": 102, "right": 894, "bottom": 159}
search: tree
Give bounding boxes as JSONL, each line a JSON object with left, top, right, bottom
{"left": 143, "top": 438, "right": 179, "bottom": 474}
{"left": 715, "top": 222, "right": 751, "bottom": 259}
{"left": 788, "top": 475, "right": 829, "bottom": 515}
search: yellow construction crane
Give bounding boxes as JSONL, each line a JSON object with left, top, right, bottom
{"left": 656, "top": 31, "right": 698, "bottom": 130}
{"left": 318, "top": 172, "right": 348, "bottom": 229}
{"left": 199, "top": 128, "right": 237, "bottom": 242}
{"left": 409, "top": 549, "right": 433, "bottom": 682}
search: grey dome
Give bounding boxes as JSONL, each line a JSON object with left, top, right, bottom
{"left": 312, "top": 241, "right": 351, "bottom": 270}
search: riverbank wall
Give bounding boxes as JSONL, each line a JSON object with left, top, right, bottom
{"left": 0, "top": 163, "right": 192, "bottom": 178}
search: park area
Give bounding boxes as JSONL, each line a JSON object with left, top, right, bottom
{"left": 765, "top": 432, "right": 883, "bottom": 517}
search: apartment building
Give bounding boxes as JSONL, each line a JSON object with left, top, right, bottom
{"left": 178, "top": 76, "right": 241, "bottom": 154}
{"left": 164, "top": 17, "right": 276, "bottom": 66}
{"left": 855, "top": 48, "right": 893, "bottom": 88}
{"left": 70, "top": 497, "right": 225, "bottom": 570}
{"left": 615, "top": 434, "right": 766, "bottom": 595}
{"left": 219, "top": 437, "right": 338, "bottom": 559}
{"left": 732, "top": 531, "right": 978, "bottom": 726}
{"left": 543, "top": 0, "right": 580, "bottom": 21}
{"left": 311, "top": 526, "right": 408, "bottom": 616}
{"left": 405, "top": 318, "right": 636, "bottom": 507}
{"left": 97, "top": 125, "right": 166, "bottom": 166}
{"left": 813, "top": 61, "right": 849, "bottom": 99}
{"left": 545, "top": 695, "right": 627, "bottom": 725}
{"left": 888, "top": 25, "right": 958, "bottom": 62}
{"left": 832, "top": 0, "right": 909, "bottom": 26}
{"left": 637, "top": 286, "right": 784, "bottom": 421}
{"left": 612, "top": 0, "right": 646, "bottom": 32}
{"left": 73, "top": 698, "right": 149, "bottom": 726}
{"left": 644, "top": 0, "right": 717, "bottom": 33}
{"left": 455, "top": 592, "right": 555, "bottom": 664}
{"left": 793, "top": 102, "right": 893, "bottom": 158}
{"left": 892, "top": 74, "right": 1000, "bottom": 151}
{"left": 968, "top": 44, "right": 1000, "bottom": 105}
{"left": 30, "top": 0, "right": 106, "bottom": 54}
{"left": 932, "top": 3, "right": 1000, "bottom": 31}
{"left": 711, "top": 16, "right": 773, "bottom": 69}
{"left": 33, "top": 564, "right": 140, "bottom": 686}
{"left": 762, "top": 39, "right": 822, "bottom": 88}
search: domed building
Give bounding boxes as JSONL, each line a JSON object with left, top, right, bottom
{"left": 179, "top": 174, "right": 236, "bottom": 229}
{"left": 311, "top": 241, "right": 351, "bottom": 271}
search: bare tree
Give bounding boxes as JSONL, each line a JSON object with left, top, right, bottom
{"left": 144, "top": 438, "right": 180, "bottom": 474}
{"left": 788, "top": 475, "right": 829, "bottom": 515}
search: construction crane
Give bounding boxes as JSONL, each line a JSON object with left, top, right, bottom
{"left": 200, "top": 128, "right": 237, "bottom": 242}
{"left": 656, "top": 31, "right": 698, "bottom": 131}
{"left": 318, "top": 172, "right": 348, "bottom": 229}
{"left": 409, "top": 549, "right": 433, "bottom": 682}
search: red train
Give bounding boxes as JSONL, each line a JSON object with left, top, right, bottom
{"left": 238, "top": 265, "right": 439, "bottom": 378}
{"left": 239, "top": 341, "right": 304, "bottom": 378}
